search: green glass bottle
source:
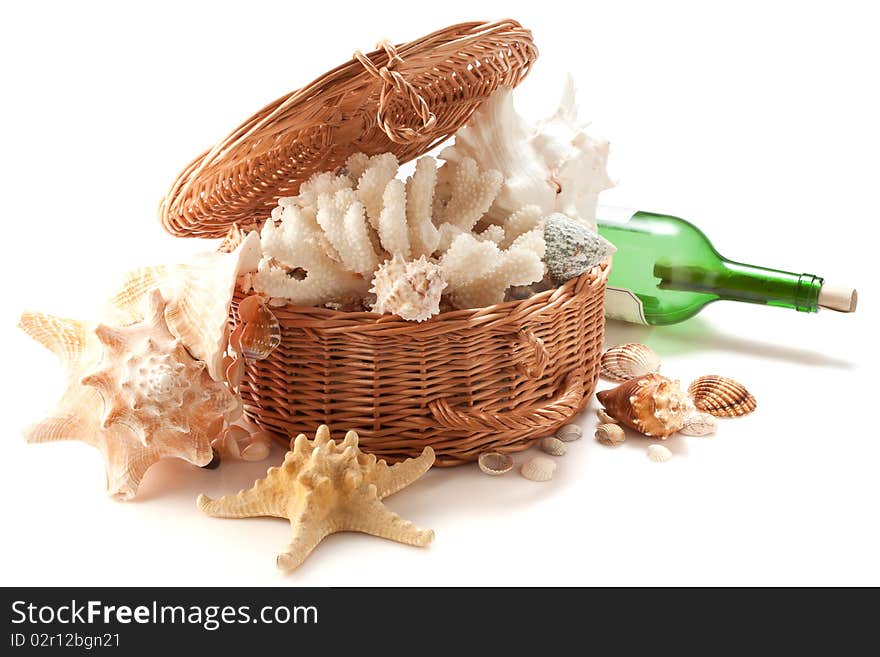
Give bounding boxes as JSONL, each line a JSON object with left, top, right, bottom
{"left": 596, "top": 207, "right": 857, "bottom": 325}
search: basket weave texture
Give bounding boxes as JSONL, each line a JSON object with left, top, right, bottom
{"left": 160, "top": 20, "right": 538, "bottom": 238}
{"left": 235, "top": 266, "right": 607, "bottom": 465}
{"left": 162, "top": 19, "right": 608, "bottom": 464}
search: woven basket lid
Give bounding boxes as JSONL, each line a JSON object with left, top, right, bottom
{"left": 160, "top": 19, "right": 538, "bottom": 238}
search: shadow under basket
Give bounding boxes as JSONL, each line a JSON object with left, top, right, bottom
{"left": 233, "top": 263, "right": 608, "bottom": 466}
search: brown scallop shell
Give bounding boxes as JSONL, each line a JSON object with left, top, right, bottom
{"left": 688, "top": 375, "right": 756, "bottom": 417}
{"left": 600, "top": 343, "right": 661, "bottom": 382}
{"left": 596, "top": 373, "right": 689, "bottom": 438}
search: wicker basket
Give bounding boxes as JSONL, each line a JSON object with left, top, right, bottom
{"left": 161, "top": 19, "right": 608, "bottom": 465}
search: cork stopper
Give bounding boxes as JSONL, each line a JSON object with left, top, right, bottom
{"left": 818, "top": 283, "right": 857, "bottom": 313}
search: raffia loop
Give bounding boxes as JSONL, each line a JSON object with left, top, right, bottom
{"left": 354, "top": 40, "right": 438, "bottom": 144}
{"left": 516, "top": 328, "right": 548, "bottom": 379}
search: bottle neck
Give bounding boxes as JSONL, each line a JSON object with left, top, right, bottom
{"left": 654, "top": 259, "right": 823, "bottom": 313}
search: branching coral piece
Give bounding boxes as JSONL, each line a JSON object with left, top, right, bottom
{"left": 405, "top": 156, "right": 440, "bottom": 257}
{"left": 356, "top": 153, "right": 399, "bottom": 230}
{"left": 432, "top": 157, "right": 503, "bottom": 231}
{"left": 499, "top": 204, "right": 543, "bottom": 248}
{"left": 440, "top": 232, "right": 545, "bottom": 309}
{"left": 378, "top": 179, "right": 410, "bottom": 258}
{"left": 316, "top": 189, "right": 380, "bottom": 277}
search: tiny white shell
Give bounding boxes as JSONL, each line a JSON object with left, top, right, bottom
{"left": 241, "top": 440, "right": 271, "bottom": 462}
{"left": 478, "top": 452, "right": 514, "bottom": 476}
{"left": 555, "top": 424, "right": 583, "bottom": 442}
{"left": 595, "top": 423, "right": 625, "bottom": 446}
{"left": 679, "top": 412, "right": 717, "bottom": 436}
{"left": 596, "top": 408, "right": 617, "bottom": 424}
{"left": 647, "top": 444, "right": 672, "bottom": 463}
{"left": 521, "top": 456, "right": 557, "bottom": 482}
{"left": 539, "top": 436, "right": 567, "bottom": 456}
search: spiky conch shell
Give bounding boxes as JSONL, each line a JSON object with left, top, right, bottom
{"left": 198, "top": 425, "right": 435, "bottom": 572}
{"left": 439, "top": 78, "right": 614, "bottom": 229}
{"left": 369, "top": 254, "right": 447, "bottom": 322}
{"left": 103, "top": 231, "right": 261, "bottom": 381}
{"left": 19, "top": 290, "right": 241, "bottom": 500}
{"left": 596, "top": 373, "right": 689, "bottom": 438}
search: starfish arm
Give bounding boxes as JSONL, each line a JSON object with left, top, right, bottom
{"left": 343, "top": 494, "right": 434, "bottom": 548}
{"left": 374, "top": 446, "right": 435, "bottom": 499}
{"left": 197, "top": 471, "right": 290, "bottom": 519}
{"left": 18, "top": 312, "right": 88, "bottom": 366}
{"left": 276, "top": 503, "right": 334, "bottom": 572}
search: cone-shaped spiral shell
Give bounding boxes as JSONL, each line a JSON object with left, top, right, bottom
{"left": 688, "top": 375, "right": 756, "bottom": 417}
{"left": 600, "top": 343, "right": 661, "bottom": 382}
{"left": 596, "top": 373, "right": 688, "bottom": 438}
{"left": 370, "top": 254, "right": 447, "bottom": 322}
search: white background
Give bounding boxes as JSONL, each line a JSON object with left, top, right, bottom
{"left": 1, "top": 1, "right": 877, "bottom": 586}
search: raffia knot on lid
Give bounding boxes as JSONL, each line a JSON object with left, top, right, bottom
{"left": 354, "top": 40, "right": 437, "bottom": 144}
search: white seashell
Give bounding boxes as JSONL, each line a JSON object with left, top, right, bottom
{"left": 520, "top": 456, "right": 556, "bottom": 482}
{"left": 539, "top": 436, "right": 567, "bottom": 456}
{"left": 555, "top": 423, "right": 583, "bottom": 442}
{"left": 242, "top": 440, "right": 271, "bottom": 462}
{"left": 595, "top": 423, "right": 625, "bottom": 447}
{"left": 267, "top": 297, "right": 288, "bottom": 308}
{"left": 596, "top": 408, "right": 617, "bottom": 424}
{"left": 439, "top": 80, "right": 613, "bottom": 229}
{"left": 370, "top": 254, "right": 447, "bottom": 322}
{"left": 478, "top": 452, "right": 514, "bottom": 476}
{"left": 600, "top": 343, "right": 661, "bottom": 382}
{"left": 647, "top": 444, "right": 672, "bottom": 463}
{"left": 225, "top": 356, "right": 245, "bottom": 389}
{"left": 249, "top": 430, "right": 274, "bottom": 446}
{"left": 679, "top": 412, "right": 717, "bottom": 436}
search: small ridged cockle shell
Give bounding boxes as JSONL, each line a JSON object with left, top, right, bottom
{"left": 595, "top": 423, "right": 625, "bottom": 446}
{"left": 679, "top": 412, "right": 717, "bottom": 436}
{"left": 556, "top": 424, "right": 583, "bottom": 442}
{"left": 596, "top": 373, "right": 689, "bottom": 438}
{"left": 647, "top": 444, "right": 672, "bottom": 463}
{"left": 520, "top": 456, "right": 556, "bottom": 482}
{"left": 478, "top": 452, "right": 514, "bottom": 476}
{"left": 600, "top": 343, "right": 661, "bottom": 382}
{"left": 540, "top": 436, "right": 567, "bottom": 456}
{"left": 688, "top": 375, "right": 756, "bottom": 417}
{"left": 597, "top": 408, "right": 617, "bottom": 424}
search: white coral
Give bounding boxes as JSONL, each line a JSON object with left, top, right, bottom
{"left": 439, "top": 78, "right": 614, "bottom": 230}
{"left": 440, "top": 232, "right": 545, "bottom": 309}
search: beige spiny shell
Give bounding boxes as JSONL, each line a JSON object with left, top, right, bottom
{"left": 539, "top": 436, "right": 567, "bottom": 456}
{"left": 19, "top": 290, "right": 242, "bottom": 500}
{"left": 198, "top": 425, "right": 435, "bottom": 572}
{"left": 600, "top": 343, "right": 661, "bottom": 382}
{"left": 520, "top": 456, "right": 556, "bottom": 482}
{"left": 647, "top": 444, "right": 672, "bottom": 463}
{"left": 370, "top": 254, "right": 447, "bottom": 322}
{"left": 688, "top": 375, "right": 756, "bottom": 417}
{"left": 596, "top": 373, "right": 689, "bottom": 438}
{"left": 478, "top": 451, "right": 515, "bottom": 475}
{"left": 103, "top": 231, "right": 261, "bottom": 381}
{"left": 595, "top": 423, "right": 625, "bottom": 446}
{"left": 679, "top": 412, "right": 717, "bottom": 436}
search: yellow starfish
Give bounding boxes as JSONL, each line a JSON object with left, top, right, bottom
{"left": 18, "top": 290, "right": 240, "bottom": 500}
{"left": 198, "top": 425, "right": 435, "bottom": 571}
